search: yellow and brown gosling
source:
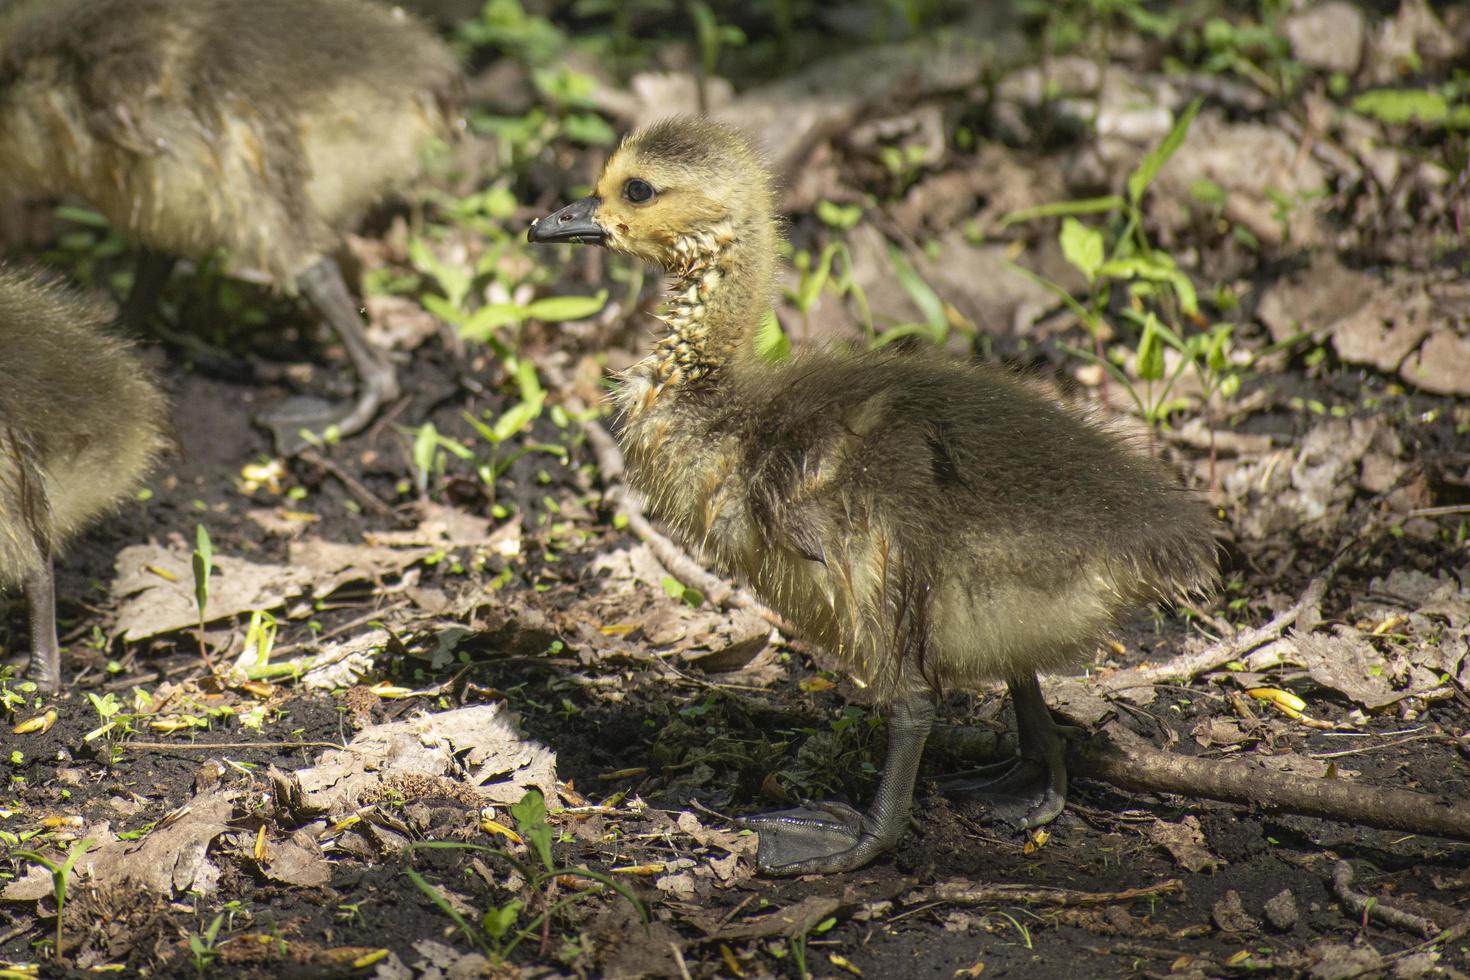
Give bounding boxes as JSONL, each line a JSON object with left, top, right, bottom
{"left": 529, "top": 118, "right": 1219, "bottom": 875}
{"left": 0, "top": 0, "right": 461, "bottom": 450}
{"left": 0, "top": 268, "right": 169, "bottom": 693}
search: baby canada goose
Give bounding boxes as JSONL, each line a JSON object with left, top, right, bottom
{"left": 530, "top": 119, "right": 1218, "bottom": 875}
{"left": 0, "top": 0, "right": 461, "bottom": 449}
{"left": 0, "top": 268, "right": 169, "bottom": 693}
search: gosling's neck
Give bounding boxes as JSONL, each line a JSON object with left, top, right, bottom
{"left": 644, "top": 217, "right": 776, "bottom": 390}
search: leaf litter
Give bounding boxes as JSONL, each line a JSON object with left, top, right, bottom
{"left": 3, "top": 1, "right": 1470, "bottom": 976}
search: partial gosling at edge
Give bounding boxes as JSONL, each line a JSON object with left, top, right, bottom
{"left": 530, "top": 118, "right": 1220, "bottom": 875}
{"left": 0, "top": 0, "right": 462, "bottom": 450}
{"left": 0, "top": 268, "right": 169, "bottom": 693}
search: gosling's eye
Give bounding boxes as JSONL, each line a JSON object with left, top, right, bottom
{"left": 623, "top": 178, "right": 655, "bottom": 204}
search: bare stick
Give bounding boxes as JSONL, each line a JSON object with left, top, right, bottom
{"left": 1069, "top": 739, "right": 1470, "bottom": 844}
{"left": 1097, "top": 561, "right": 1337, "bottom": 694}
{"left": 298, "top": 448, "right": 399, "bottom": 519}
{"left": 1332, "top": 860, "right": 1440, "bottom": 938}
{"left": 1094, "top": 598, "right": 1308, "bottom": 693}
{"left": 925, "top": 878, "right": 1184, "bottom": 908}
{"left": 121, "top": 740, "right": 346, "bottom": 751}
{"left": 559, "top": 374, "right": 775, "bottom": 620}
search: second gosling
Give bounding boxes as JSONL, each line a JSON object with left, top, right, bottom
{"left": 0, "top": 0, "right": 461, "bottom": 449}
{"left": 530, "top": 119, "right": 1219, "bottom": 875}
{"left": 0, "top": 268, "right": 169, "bottom": 693}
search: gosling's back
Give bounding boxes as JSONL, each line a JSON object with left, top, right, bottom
{"left": 0, "top": 0, "right": 460, "bottom": 281}
{"left": 620, "top": 346, "right": 1218, "bottom": 698}
{"left": 0, "top": 269, "right": 169, "bottom": 582}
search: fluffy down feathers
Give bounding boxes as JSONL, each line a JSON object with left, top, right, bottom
{"left": 0, "top": 0, "right": 460, "bottom": 283}
{"left": 0, "top": 268, "right": 168, "bottom": 585}
{"left": 619, "top": 344, "right": 1217, "bottom": 699}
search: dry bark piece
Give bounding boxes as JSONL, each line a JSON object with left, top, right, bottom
{"left": 3, "top": 789, "right": 238, "bottom": 902}
{"left": 293, "top": 703, "right": 556, "bottom": 815}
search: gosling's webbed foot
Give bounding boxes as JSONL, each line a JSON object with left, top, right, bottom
{"left": 256, "top": 395, "right": 356, "bottom": 457}
{"left": 744, "top": 695, "right": 938, "bottom": 876}
{"left": 278, "top": 256, "right": 400, "bottom": 455}
{"left": 742, "top": 802, "right": 892, "bottom": 875}
{"left": 943, "top": 673, "right": 1069, "bottom": 830}
{"left": 942, "top": 755, "right": 1066, "bottom": 829}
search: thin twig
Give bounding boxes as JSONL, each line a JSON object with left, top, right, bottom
{"left": 1096, "top": 540, "right": 1351, "bottom": 693}
{"left": 920, "top": 878, "right": 1184, "bottom": 908}
{"left": 120, "top": 739, "right": 346, "bottom": 751}
{"left": 1307, "top": 733, "right": 1438, "bottom": 761}
{"left": 298, "top": 448, "right": 400, "bottom": 519}
{"left": 670, "top": 942, "right": 694, "bottom": 980}
{"left": 1332, "top": 860, "right": 1440, "bottom": 938}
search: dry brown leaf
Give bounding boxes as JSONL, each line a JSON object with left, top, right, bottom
{"left": 293, "top": 703, "right": 556, "bottom": 815}
{"left": 1148, "top": 815, "right": 1225, "bottom": 873}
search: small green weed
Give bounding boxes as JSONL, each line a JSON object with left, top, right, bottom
{"left": 406, "top": 789, "right": 646, "bottom": 966}
{"left": 13, "top": 838, "right": 94, "bottom": 962}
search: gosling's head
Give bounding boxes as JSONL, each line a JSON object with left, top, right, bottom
{"left": 529, "top": 117, "right": 777, "bottom": 270}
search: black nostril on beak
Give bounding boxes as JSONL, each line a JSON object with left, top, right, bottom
{"left": 527, "top": 195, "right": 605, "bottom": 245}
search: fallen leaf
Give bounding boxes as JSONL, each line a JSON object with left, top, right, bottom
{"left": 1148, "top": 815, "right": 1225, "bottom": 873}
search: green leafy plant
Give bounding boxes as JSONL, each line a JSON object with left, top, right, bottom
{"left": 190, "top": 524, "right": 221, "bottom": 681}
{"left": 869, "top": 246, "right": 969, "bottom": 349}
{"left": 1006, "top": 99, "right": 1244, "bottom": 436}
{"left": 1186, "top": 8, "right": 1303, "bottom": 98}
{"left": 461, "top": 360, "right": 569, "bottom": 505}
{"left": 1352, "top": 88, "right": 1470, "bottom": 129}
{"left": 405, "top": 789, "right": 646, "bottom": 965}
{"left": 14, "top": 838, "right": 95, "bottom": 961}
{"left": 783, "top": 242, "right": 872, "bottom": 341}
{"left": 188, "top": 913, "right": 226, "bottom": 977}
{"left": 687, "top": 0, "right": 746, "bottom": 113}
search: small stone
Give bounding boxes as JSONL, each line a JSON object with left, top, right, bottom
{"left": 1264, "top": 889, "right": 1299, "bottom": 931}
{"left": 1282, "top": 2, "right": 1367, "bottom": 74}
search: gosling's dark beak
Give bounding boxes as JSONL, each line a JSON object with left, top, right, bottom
{"left": 527, "top": 196, "right": 606, "bottom": 245}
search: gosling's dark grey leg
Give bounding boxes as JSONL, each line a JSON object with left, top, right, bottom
{"left": 23, "top": 558, "right": 61, "bottom": 694}
{"left": 257, "top": 257, "right": 399, "bottom": 454}
{"left": 743, "top": 694, "right": 935, "bottom": 875}
{"left": 120, "top": 248, "right": 178, "bottom": 328}
{"left": 943, "top": 673, "right": 1067, "bottom": 828}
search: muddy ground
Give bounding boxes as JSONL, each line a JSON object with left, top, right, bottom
{"left": 4, "top": 1, "right": 1470, "bottom": 977}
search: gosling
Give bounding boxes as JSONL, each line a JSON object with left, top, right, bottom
{"left": 529, "top": 119, "right": 1219, "bottom": 875}
{"left": 0, "top": 268, "right": 170, "bottom": 693}
{"left": 0, "top": 0, "right": 461, "bottom": 449}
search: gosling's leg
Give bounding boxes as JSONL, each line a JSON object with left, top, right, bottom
{"left": 257, "top": 257, "right": 400, "bottom": 454}
{"left": 22, "top": 558, "right": 61, "bottom": 694}
{"left": 943, "top": 673, "right": 1068, "bottom": 828}
{"left": 743, "top": 694, "right": 935, "bottom": 875}
{"left": 120, "top": 248, "right": 177, "bottom": 329}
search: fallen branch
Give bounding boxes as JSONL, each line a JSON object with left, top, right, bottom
{"left": 298, "top": 448, "right": 400, "bottom": 520}
{"left": 582, "top": 416, "right": 759, "bottom": 610}
{"left": 1095, "top": 597, "right": 1310, "bottom": 693}
{"left": 1097, "top": 543, "right": 1351, "bottom": 694}
{"left": 555, "top": 373, "right": 782, "bottom": 624}
{"left": 1069, "top": 739, "right": 1470, "bottom": 844}
{"left": 1332, "top": 860, "right": 1440, "bottom": 938}
{"left": 924, "top": 878, "right": 1184, "bottom": 908}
